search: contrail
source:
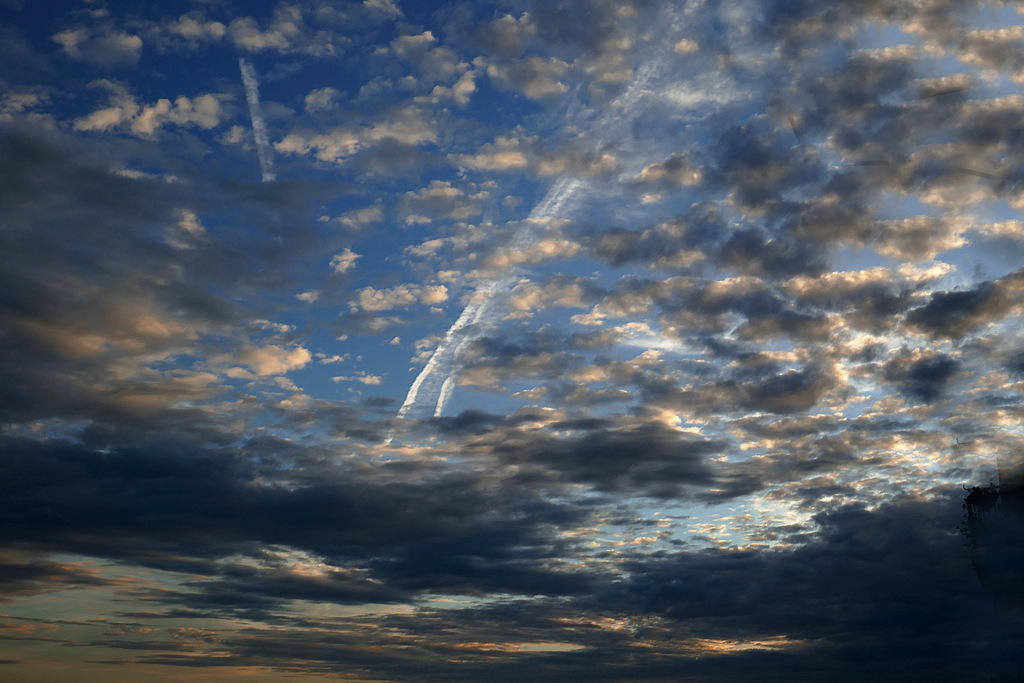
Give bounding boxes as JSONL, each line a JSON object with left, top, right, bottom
{"left": 396, "top": 178, "right": 583, "bottom": 421}
{"left": 239, "top": 58, "right": 276, "bottom": 183}
{"left": 395, "top": 2, "right": 715, "bottom": 424}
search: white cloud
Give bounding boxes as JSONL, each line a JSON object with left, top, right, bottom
{"left": 363, "top": 0, "right": 403, "bottom": 19}
{"left": 335, "top": 206, "right": 383, "bottom": 229}
{"left": 452, "top": 135, "right": 529, "bottom": 171}
{"left": 275, "top": 106, "right": 436, "bottom": 162}
{"left": 873, "top": 216, "right": 968, "bottom": 261}
{"left": 477, "top": 13, "right": 535, "bottom": 56}
{"left": 304, "top": 87, "right": 342, "bottom": 113}
{"left": 166, "top": 14, "right": 226, "bottom": 43}
{"left": 74, "top": 88, "right": 224, "bottom": 137}
{"left": 227, "top": 5, "right": 347, "bottom": 56}
{"left": 331, "top": 372, "right": 384, "bottom": 385}
{"left": 482, "top": 237, "right": 580, "bottom": 270}
{"left": 427, "top": 70, "right": 477, "bottom": 106}
{"left": 165, "top": 209, "right": 208, "bottom": 249}
{"left": 239, "top": 345, "right": 312, "bottom": 375}
{"left": 403, "top": 180, "right": 487, "bottom": 221}
{"left": 53, "top": 26, "right": 143, "bottom": 67}
{"left": 276, "top": 129, "right": 360, "bottom": 162}
{"left": 674, "top": 38, "right": 699, "bottom": 54}
{"left": 355, "top": 284, "right": 448, "bottom": 311}
{"left": 330, "top": 248, "right": 361, "bottom": 274}
{"left": 486, "top": 56, "right": 570, "bottom": 99}
{"left": 390, "top": 30, "right": 436, "bottom": 60}
{"left": 228, "top": 16, "right": 294, "bottom": 52}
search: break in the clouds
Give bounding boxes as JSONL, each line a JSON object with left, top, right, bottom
{"left": 2, "top": 1, "right": 1023, "bottom": 681}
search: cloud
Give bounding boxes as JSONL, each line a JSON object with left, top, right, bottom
{"left": 882, "top": 349, "right": 960, "bottom": 404}
{"left": 330, "top": 248, "right": 361, "bottom": 273}
{"left": 363, "top": 0, "right": 403, "bottom": 20}
{"left": 74, "top": 86, "right": 224, "bottom": 138}
{"left": 475, "top": 13, "right": 535, "bottom": 56}
{"left": 275, "top": 107, "right": 437, "bottom": 163}
{"left": 452, "top": 135, "right": 530, "bottom": 172}
{"left": 226, "top": 5, "right": 348, "bottom": 56}
{"left": 402, "top": 180, "right": 487, "bottom": 222}
{"left": 635, "top": 153, "right": 702, "bottom": 187}
{"left": 304, "top": 87, "right": 342, "bottom": 113}
{"left": 485, "top": 56, "right": 570, "bottom": 99}
{"left": 5, "top": 1, "right": 1024, "bottom": 680}
{"left": 238, "top": 345, "right": 311, "bottom": 375}
{"left": 53, "top": 26, "right": 142, "bottom": 67}
{"left": 355, "top": 284, "right": 448, "bottom": 312}
{"left": 905, "top": 279, "right": 1013, "bottom": 339}
{"left": 163, "top": 13, "right": 226, "bottom": 45}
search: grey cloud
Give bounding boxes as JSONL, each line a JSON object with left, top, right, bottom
{"left": 882, "top": 351, "right": 961, "bottom": 404}
{"left": 716, "top": 228, "right": 828, "bottom": 278}
{"left": 488, "top": 421, "right": 723, "bottom": 498}
{"left": 93, "top": 494, "right": 1002, "bottom": 682}
{"left": 0, "top": 434, "right": 596, "bottom": 608}
{"left": 740, "top": 365, "right": 836, "bottom": 414}
{"left": 905, "top": 280, "right": 1011, "bottom": 339}
{"left": 53, "top": 25, "right": 143, "bottom": 68}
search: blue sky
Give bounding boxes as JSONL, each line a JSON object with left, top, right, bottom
{"left": 2, "top": 0, "right": 1024, "bottom": 680}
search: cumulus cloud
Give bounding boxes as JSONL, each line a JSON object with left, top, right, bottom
{"left": 330, "top": 248, "right": 360, "bottom": 273}
{"left": 73, "top": 85, "right": 224, "bottom": 137}
{"left": 354, "top": 284, "right": 448, "bottom": 311}
{"left": 227, "top": 5, "right": 347, "bottom": 56}
{"left": 164, "top": 13, "right": 226, "bottom": 45}
{"left": 238, "top": 345, "right": 312, "bottom": 375}
{"left": 53, "top": 26, "right": 143, "bottom": 67}
{"left": 275, "top": 107, "right": 436, "bottom": 163}
{"left": 485, "top": 56, "right": 570, "bottom": 99}
{"left": 363, "top": 0, "right": 403, "bottom": 19}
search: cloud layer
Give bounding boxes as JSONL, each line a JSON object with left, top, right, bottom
{"left": 1, "top": 0, "right": 1023, "bottom": 680}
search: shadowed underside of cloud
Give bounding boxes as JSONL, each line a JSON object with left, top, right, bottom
{"left": 2, "top": 477, "right": 994, "bottom": 682}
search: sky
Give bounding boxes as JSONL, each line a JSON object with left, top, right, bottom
{"left": 1, "top": 0, "right": 1024, "bottom": 680}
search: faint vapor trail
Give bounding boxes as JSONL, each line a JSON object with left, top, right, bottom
{"left": 395, "top": 3, "right": 706, "bottom": 424}
{"left": 397, "top": 178, "right": 582, "bottom": 421}
{"left": 239, "top": 58, "right": 276, "bottom": 183}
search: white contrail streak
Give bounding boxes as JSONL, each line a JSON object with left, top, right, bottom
{"left": 239, "top": 58, "right": 276, "bottom": 183}
{"left": 395, "top": 3, "right": 706, "bottom": 424}
{"left": 396, "top": 178, "right": 583, "bottom": 422}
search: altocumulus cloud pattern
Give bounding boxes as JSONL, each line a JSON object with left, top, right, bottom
{"left": 1, "top": 0, "right": 1023, "bottom": 681}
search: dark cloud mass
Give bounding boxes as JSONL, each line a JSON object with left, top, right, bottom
{"left": 1, "top": 0, "right": 1022, "bottom": 680}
